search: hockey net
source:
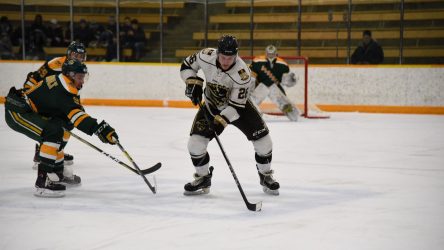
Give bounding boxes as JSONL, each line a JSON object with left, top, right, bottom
{"left": 242, "top": 55, "right": 330, "bottom": 119}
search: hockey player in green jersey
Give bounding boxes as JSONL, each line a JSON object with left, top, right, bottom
{"left": 4, "top": 59, "right": 119, "bottom": 198}
{"left": 249, "top": 45, "right": 299, "bottom": 121}
{"left": 24, "top": 41, "right": 87, "bottom": 168}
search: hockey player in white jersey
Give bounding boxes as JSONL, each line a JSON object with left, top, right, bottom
{"left": 180, "top": 35, "right": 280, "bottom": 195}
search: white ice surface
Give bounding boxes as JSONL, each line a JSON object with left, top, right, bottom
{"left": 1, "top": 106, "right": 444, "bottom": 250}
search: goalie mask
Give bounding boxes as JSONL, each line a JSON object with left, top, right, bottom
{"left": 265, "top": 45, "right": 277, "bottom": 60}
{"left": 62, "top": 58, "right": 89, "bottom": 90}
{"left": 217, "top": 35, "right": 238, "bottom": 56}
{"left": 67, "top": 41, "right": 87, "bottom": 62}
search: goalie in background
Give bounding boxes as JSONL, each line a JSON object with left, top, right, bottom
{"left": 249, "top": 45, "right": 299, "bottom": 121}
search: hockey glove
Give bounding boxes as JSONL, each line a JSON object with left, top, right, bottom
{"left": 213, "top": 115, "right": 229, "bottom": 135}
{"left": 185, "top": 76, "right": 204, "bottom": 105}
{"left": 95, "top": 120, "right": 118, "bottom": 145}
{"left": 281, "top": 72, "right": 297, "bottom": 87}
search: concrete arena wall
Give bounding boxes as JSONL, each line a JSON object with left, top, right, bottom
{"left": 0, "top": 61, "right": 443, "bottom": 114}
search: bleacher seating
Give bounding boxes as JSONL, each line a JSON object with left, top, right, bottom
{"left": 180, "top": 0, "right": 444, "bottom": 64}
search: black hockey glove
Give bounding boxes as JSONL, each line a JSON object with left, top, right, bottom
{"left": 213, "top": 115, "right": 229, "bottom": 135}
{"left": 185, "top": 76, "right": 204, "bottom": 105}
{"left": 94, "top": 120, "right": 118, "bottom": 145}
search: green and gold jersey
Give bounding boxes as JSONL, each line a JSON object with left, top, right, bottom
{"left": 24, "top": 56, "right": 67, "bottom": 90}
{"left": 24, "top": 73, "right": 99, "bottom": 135}
{"left": 249, "top": 56, "right": 290, "bottom": 87}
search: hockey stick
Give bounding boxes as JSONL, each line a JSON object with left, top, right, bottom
{"left": 69, "top": 132, "right": 161, "bottom": 175}
{"left": 198, "top": 101, "right": 262, "bottom": 212}
{"left": 115, "top": 139, "right": 157, "bottom": 194}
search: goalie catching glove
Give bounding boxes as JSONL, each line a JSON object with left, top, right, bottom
{"left": 185, "top": 76, "right": 204, "bottom": 105}
{"left": 281, "top": 72, "right": 298, "bottom": 87}
{"left": 94, "top": 120, "right": 118, "bottom": 144}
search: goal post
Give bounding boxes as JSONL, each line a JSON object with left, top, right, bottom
{"left": 241, "top": 55, "right": 330, "bottom": 119}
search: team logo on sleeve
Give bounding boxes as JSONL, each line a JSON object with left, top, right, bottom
{"left": 73, "top": 96, "right": 80, "bottom": 105}
{"left": 238, "top": 69, "right": 249, "bottom": 81}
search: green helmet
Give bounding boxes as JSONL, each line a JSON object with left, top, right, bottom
{"left": 62, "top": 58, "right": 88, "bottom": 76}
{"left": 66, "top": 41, "right": 87, "bottom": 61}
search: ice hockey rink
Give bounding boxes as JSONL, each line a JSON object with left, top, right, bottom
{"left": 0, "top": 106, "right": 443, "bottom": 250}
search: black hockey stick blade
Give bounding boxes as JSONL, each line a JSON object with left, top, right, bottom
{"left": 140, "top": 162, "right": 162, "bottom": 175}
{"left": 247, "top": 201, "right": 262, "bottom": 212}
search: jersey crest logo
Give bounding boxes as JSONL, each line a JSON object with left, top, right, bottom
{"left": 202, "top": 48, "right": 214, "bottom": 56}
{"left": 238, "top": 69, "right": 249, "bottom": 81}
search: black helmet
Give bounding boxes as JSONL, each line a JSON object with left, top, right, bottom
{"left": 62, "top": 58, "right": 88, "bottom": 76}
{"left": 66, "top": 41, "right": 87, "bottom": 60}
{"left": 217, "top": 35, "right": 238, "bottom": 56}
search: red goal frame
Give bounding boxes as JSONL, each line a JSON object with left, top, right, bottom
{"left": 242, "top": 55, "right": 329, "bottom": 119}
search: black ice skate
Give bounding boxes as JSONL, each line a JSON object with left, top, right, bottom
{"left": 33, "top": 144, "right": 74, "bottom": 169}
{"left": 34, "top": 168, "right": 66, "bottom": 198}
{"left": 184, "top": 166, "right": 214, "bottom": 195}
{"left": 258, "top": 170, "right": 280, "bottom": 195}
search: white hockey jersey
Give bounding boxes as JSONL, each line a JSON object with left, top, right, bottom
{"left": 180, "top": 48, "right": 253, "bottom": 112}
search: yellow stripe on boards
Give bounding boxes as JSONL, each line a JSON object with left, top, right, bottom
{"left": 2, "top": 98, "right": 444, "bottom": 115}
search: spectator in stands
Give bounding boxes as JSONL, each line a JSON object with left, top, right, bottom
{"left": 351, "top": 30, "right": 384, "bottom": 64}
{"left": 1, "top": 16, "right": 13, "bottom": 37}
{"left": 126, "top": 18, "right": 146, "bottom": 61}
{"left": 0, "top": 16, "right": 14, "bottom": 59}
{"left": 74, "top": 19, "right": 94, "bottom": 47}
{"left": 120, "top": 16, "right": 132, "bottom": 46}
{"left": 27, "top": 14, "right": 48, "bottom": 60}
{"left": 98, "top": 26, "right": 117, "bottom": 62}
{"left": 0, "top": 31, "right": 14, "bottom": 59}
{"left": 47, "top": 19, "right": 65, "bottom": 47}
{"left": 107, "top": 16, "right": 117, "bottom": 35}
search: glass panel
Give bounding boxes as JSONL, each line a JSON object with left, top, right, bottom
{"left": 73, "top": 0, "right": 117, "bottom": 62}
{"left": 23, "top": 0, "right": 70, "bottom": 60}
{"left": 252, "top": 0, "right": 298, "bottom": 59}
{"left": 120, "top": 0, "right": 160, "bottom": 62}
{"left": 349, "top": 1, "right": 398, "bottom": 65}
{"left": 164, "top": 0, "right": 203, "bottom": 63}
{"left": 0, "top": 0, "right": 22, "bottom": 59}
{"left": 403, "top": 0, "right": 444, "bottom": 64}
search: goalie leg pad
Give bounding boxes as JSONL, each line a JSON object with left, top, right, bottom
{"left": 250, "top": 83, "right": 270, "bottom": 105}
{"left": 269, "top": 85, "right": 299, "bottom": 121}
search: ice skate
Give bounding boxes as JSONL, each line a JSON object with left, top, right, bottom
{"left": 33, "top": 144, "right": 74, "bottom": 169}
{"left": 184, "top": 166, "right": 214, "bottom": 195}
{"left": 258, "top": 170, "right": 280, "bottom": 195}
{"left": 34, "top": 168, "right": 66, "bottom": 198}
{"left": 57, "top": 165, "right": 81, "bottom": 186}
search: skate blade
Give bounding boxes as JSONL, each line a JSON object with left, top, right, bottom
{"left": 34, "top": 188, "right": 65, "bottom": 198}
{"left": 263, "top": 186, "right": 279, "bottom": 196}
{"left": 183, "top": 188, "right": 210, "bottom": 196}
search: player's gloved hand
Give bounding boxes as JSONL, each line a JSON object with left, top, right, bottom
{"left": 213, "top": 115, "right": 229, "bottom": 135}
{"left": 94, "top": 120, "right": 118, "bottom": 145}
{"left": 185, "top": 76, "right": 204, "bottom": 105}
